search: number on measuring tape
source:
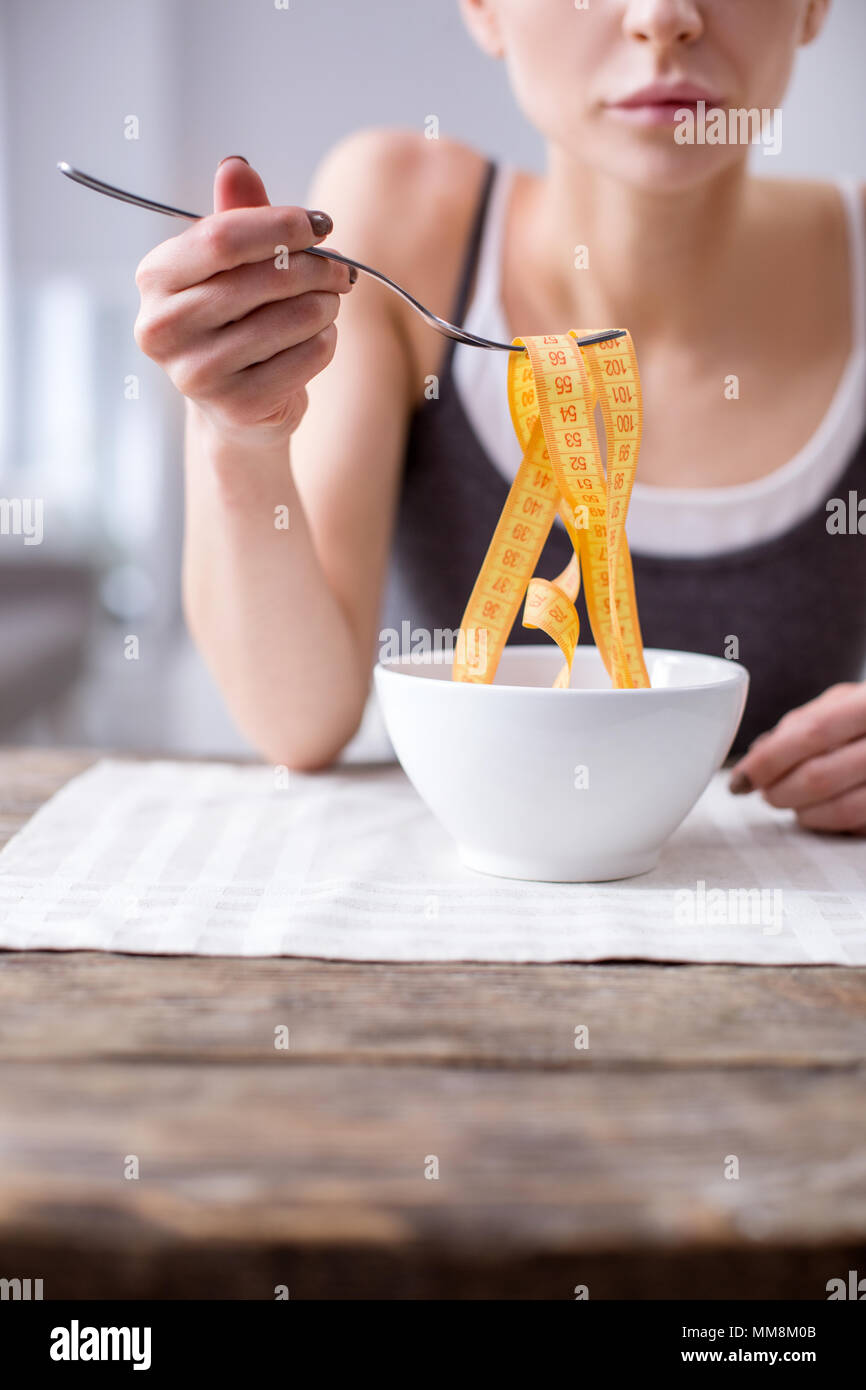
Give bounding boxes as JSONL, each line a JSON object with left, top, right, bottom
{"left": 452, "top": 330, "right": 650, "bottom": 690}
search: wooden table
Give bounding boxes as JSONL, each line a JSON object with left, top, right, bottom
{"left": 1, "top": 747, "right": 864, "bottom": 1299}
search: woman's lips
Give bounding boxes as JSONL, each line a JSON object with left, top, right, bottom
{"left": 605, "top": 82, "right": 723, "bottom": 127}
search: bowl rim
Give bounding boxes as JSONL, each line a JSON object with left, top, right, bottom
{"left": 374, "top": 644, "right": 750, "bottom": 697}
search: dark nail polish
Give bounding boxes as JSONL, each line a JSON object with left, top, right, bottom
{"left": 217, "top": 154, "right": 249, "bottom": 167}
{"left": 307, "top": 210, "right": 333, "bottom": 237}
{"left": 729, "top": 771, "right": 754, "bottom": 795}
{"left": 348, "top": 265, "right": 358, "bottom": 284}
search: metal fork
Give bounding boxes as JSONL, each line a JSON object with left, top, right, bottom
{"left": 57, "top": 162, "right": 625, "bottom": 356}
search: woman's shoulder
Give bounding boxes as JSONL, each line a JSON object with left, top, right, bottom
{"left": 753, "top": 174, "right": 866, "bottom": 233}
{"left": 309, "top": 126, "right": 490, "bottom": 232}
{"left": 311, "top": 125, "right": 486, "bottom": 182}
{"left": 307, "top": 128, "right": 493, "bottom": 300}
{"left": 750, "top": 176, "right": 866, "bottom": 313}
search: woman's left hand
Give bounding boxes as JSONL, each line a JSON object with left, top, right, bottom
{"left": 729, "top": 682, "right": 866, "bottom": 834}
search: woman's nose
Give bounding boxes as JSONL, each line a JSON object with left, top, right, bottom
{"left": 621, "top": 0, "right": 704, "bottom": 47}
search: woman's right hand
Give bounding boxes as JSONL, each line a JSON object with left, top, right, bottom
{"left": 133, "top": 156, "right": 355, "bottom": 447}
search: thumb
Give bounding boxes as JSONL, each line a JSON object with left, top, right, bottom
{"left": 213, "top": 155, "right": 271, "bottom": 213}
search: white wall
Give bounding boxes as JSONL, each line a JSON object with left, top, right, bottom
{"left": 12, "top": 0, "right": 866, "bottom": 275}
{"left": 3, "top": 0, "right": 865, "bottom": 753}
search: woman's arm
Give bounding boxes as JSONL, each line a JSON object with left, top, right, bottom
{"left": 136, "top": 137, "right": 418, "bottom": 769}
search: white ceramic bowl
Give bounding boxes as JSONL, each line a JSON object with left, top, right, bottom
{"left": 374, "top": 646, "right": 749, "bottom": 882}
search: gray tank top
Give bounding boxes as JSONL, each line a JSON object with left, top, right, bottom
{"left": 380, "top": 160, "right": 866, "bottom": 757}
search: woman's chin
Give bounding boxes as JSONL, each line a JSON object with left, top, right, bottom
{"left": 591, "top": 139, "right": 744, "bottom": 194}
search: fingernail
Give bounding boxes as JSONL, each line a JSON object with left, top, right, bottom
{"left": 729, "top": 771, "right": 754, "bottom": 795}
{"left": 348, "top": 265, "right": 358, "bottom": 284}
{"left": 306, "top": 209, "right": 333, "bottom": 237}
{"left": 217, "top": 154, "right": 249, "bottom": 167}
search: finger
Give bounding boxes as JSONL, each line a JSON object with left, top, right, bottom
{"left": 212, "top": 325, "right": 338, "bottom": 429}
{"left": 730, "top": 684, "right": 866, "bottom": 792}
{"left": 213, "top": 155, "right": 271, "bottom": 214}
{"left": 761, "top": 735, "right": 866, "bottom": 810}
{"left": 796, "top": 783, "right": 866, "bottom": 834}
{"left": 137, "top": 203, "right": 333, "bottom": 294}
{"left": 174, "top": 292, "right": 340, "bottom": 398}
{"left": 213, "top": 291, "right": 341, "bottom": 376}
{"left": 187, "top": 252, "right": 351, "bottom": 333}
{"left": 138, "top": 253, "right": 352, "bottom": 355}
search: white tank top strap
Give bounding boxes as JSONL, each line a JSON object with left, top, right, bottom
{"left": 466, "top": 163, "right": 515, "bottom": 321}
{"left": 837, "top": 176, "right": 866, "bottom": 351}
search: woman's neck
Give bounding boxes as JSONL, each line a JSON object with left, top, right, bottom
{"left": 524, "top": 150, "right": 754, "bottom": 348}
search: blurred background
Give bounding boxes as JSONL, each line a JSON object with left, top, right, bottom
{"left": 2, "top": 0, "right": 865, "bottom": 757}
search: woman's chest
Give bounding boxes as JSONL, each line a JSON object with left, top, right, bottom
{"left": 627, "top": 340, "right": 854, "bottom": 488}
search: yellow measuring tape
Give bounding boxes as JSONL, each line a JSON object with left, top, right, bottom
{"left": 452, "top": 330, "right": 650, "bottom": 690}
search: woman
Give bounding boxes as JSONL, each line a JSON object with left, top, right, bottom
{"left": 134, "top": 0, "right": 866, "bottom": 833}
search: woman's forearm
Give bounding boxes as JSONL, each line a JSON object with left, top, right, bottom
{"left": 182, "top": 403, "right": 369, "bottom": 769}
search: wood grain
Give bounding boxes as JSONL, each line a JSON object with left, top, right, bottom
{"left": 1, "top": 953, "right": 865, "bottom": 1070}
{"left": 1, "top": 1061, "right": 865, "bottom": 1298}
{"left": 0, "top": 746, "right": 864, "bottom": 1298}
